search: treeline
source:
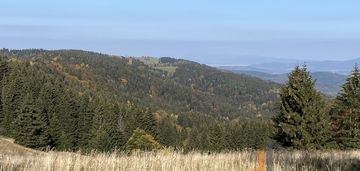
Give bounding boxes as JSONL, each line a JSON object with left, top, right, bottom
{"left": 0, "top": 57, "right": 156, "bottom": 151}
{"left": 0, "top": 52, "right": 273, "bottom": 152}
{"left": 273, "top": 65, "right": 360, "bottom": 150}
{"left": 0, "top": 49, "right": 279, "bottom": 119}
{"left": 6, "top": 49, "right": 360, "bottom": 152}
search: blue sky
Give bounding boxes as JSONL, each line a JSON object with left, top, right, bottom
{"left": 1, "top": 0, "right": 360, "bottom": 65}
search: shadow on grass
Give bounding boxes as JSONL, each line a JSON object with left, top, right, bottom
{"left": 294, "top": 155, "right": 360, "bottom": 171}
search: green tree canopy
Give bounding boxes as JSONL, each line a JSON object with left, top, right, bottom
{"left": 273, "top": 65, "right": 330, "bottom": 149}
{"left": 331, "top": 65, "right": 360, "bottom": 149}
{"left": 14, "top": 94, "right": 51, "bottom": 149}
{"left": 125, "top": 128, "right": 162, "bottom": 152}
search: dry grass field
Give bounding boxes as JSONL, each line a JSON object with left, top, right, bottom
{"left": 1, "top": 137, "right": 360, "bottom": 171}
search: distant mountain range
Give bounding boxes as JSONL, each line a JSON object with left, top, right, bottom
{"left": 218, "top": 58, "right": 360, "bottom": 74}
{"left": 217, "top": 57, "right": 360, "bottom": 95}
{"left": 224, "top": 70, "right": 346, "bottom": 95}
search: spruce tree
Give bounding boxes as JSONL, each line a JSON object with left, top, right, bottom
{"left": 90, "top": 98, "right": 126, "bottom": 151}
{"left": 89, "top": 98, "right": 110, "bottom": 151}
{"left": 106, "top": 103, "right": 127, "bottom": 150}
{"left": 14, "top": 94, "right": 51, "bottom": 149}
{"left": 0, "top": 57, "right": 8, "bottom": 79}
{"left": 2, "top": 66, "right": 25, "bottom": 136}
{"left": 187, "top": 127, "right": 210, "bottom": 151}
{"left": 76, "top": 94, "right": 95, "bottom": 149}
{"left": 186, "top": 127, "right": 201, "bottom": 150}
{"left": 156, "top": 117, "right": 179, "bottom": 147}
{"left": 57, "top": 92, "right": 80, "bottom": 150}
{"left": 224, "top": 122, "right": 244, "bottom": 150}
{"left": 36, "top": 82, "right": 59, "bottom": 148}
{"left": 242, "top": 119, "right": 273, "bottom": 149}
{"left": 273, "top": 65, "right": 330, "bottom": 149}
{"left": 137, "top": 108, "right": 158, "bottom": 138}
{"left": 208, "top": 123, "right": 225, "bottom": 152}
{"left": 0, "top": 58, "right": 9, "bottom": 133}
{"left": 331, "top": 65, "right": 360, "bottom": 149}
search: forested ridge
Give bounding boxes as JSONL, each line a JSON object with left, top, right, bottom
{"left": 0, "top": 49, "right": 359, "bottom": 152}
{"left": 0, "top": 49, "right": 278, "bottom": 152}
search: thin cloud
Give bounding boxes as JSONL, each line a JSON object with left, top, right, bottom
{"left": 0, "top": 24, "right": 54, "bottom": 32}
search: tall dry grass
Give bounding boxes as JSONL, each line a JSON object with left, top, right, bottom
{"left": 1, "top": 149, "right": 360, "bottom": 171}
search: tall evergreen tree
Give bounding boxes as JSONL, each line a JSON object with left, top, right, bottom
{"left": 0, "top": 57, "right": 8, "bottom": 79}
{"left": 56, "top": 92, "right": 80, "bottom": 150}
{"left": 137, "top": 108, "right": 158, "bottom": 138}
{"left": 90, "top": 98, "right": 126, "bottom": 151}
{"left": 224, "top": 122, "right": 244, "bottom": 150}
{"left": 0, "top": 57, "right": 9, "bottom": 133}
{"left": 273, "top": 65, "right": 330, "bottom": 149}
{"left": 76, "top": 94, "right": 95, "bottom": 149}
{"left": 156, "top": 117, "right": 179, "bottom": 147}
{"left": 2, "top": 65, "right": 25, "bottom": 136}
{"left": 106, "top": 103, "right": 127, "bottom": 150}
{"left": 89, "top": 98, "right": 109, "bottom": 151}
{"left": 14, "top": 94, "right": 51, "bottom": 149}
{"left": 186, "top": 127, "right": 210, "bottom": 151}
{"left": 36, "top": 82, "right": 59, "bottom": 148}
{"left": 208, "top": 123, "right": 225, "bottom": 152}
{"left": 331, "top": 65, "right": 360, "bottom": 149}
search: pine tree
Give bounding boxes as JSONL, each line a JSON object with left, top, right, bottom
{"left": 36, "top": 82, "right": 59, "bottom": 148}
{"left": 0, "top": 57, "right": 9, "bottom": 133}
{"left": 224, "top": 122, "right": 244, "bottom": 150}
{"left": 76, "top": 94, "right": 95, "bottom": 149}
{"left": 137, "top": 108, "right": 158, "bottom": 138}
{"left": 186, "top": 127, "right": 210, "bottom": 151}
{"left": 57, "top": 92, "right": 80, "bottom": 150}
{"left": 208, "top": 123, "right": 225, "bottom": 152}
{"left": 2, "top": 65, "right": 25, "bottom": 136}
{"left": 14, "top": 94, "right": 51, "bottom": 149}
{"left": 273, "top": 65, "right": 330, "bottom": 149}
{"left": 186, "top": 127, "right": 201, "bottom": 150}
{"left": 90, "top": 98, "right": 126, "bottom": 151}
{"left": 156, "top": 117, "right": 179, "bottom": 147}
{"left": 89, "top": 98, "right": 110, "bottom": 151}
{"left": 0, "top": 57, "right": 8, "bottom": 79}
{"left": 106, "top": 103, "right": 127, "bottom": 150}
{"left": 331, "top": 65, "right": 360, "bottom": 149}
{"left": 242, "top": 119, "right": 274, "bottom": 149}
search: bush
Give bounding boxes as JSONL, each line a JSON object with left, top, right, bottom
{"left": 125, "top": 128, "right": 162, "bottom": 151}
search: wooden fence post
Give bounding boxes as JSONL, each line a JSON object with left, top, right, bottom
{"left": 258, "top": 149, "right": 265, "bottom": 171}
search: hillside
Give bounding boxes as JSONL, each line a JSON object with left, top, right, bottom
{"left": 0, "top": 49, "right": 279, "bottom": 118}
{"left": 227, "top": 70, "right": 346, "bottom": 95}
{"left": 0, "top": 136, "right": 40, "bottom": 156}
{"left": 0, "top": 49, "right": 278, "bottom": 152}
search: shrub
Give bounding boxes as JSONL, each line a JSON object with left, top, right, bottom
{"left": 125, "top": 128, "right": 162, "bottom": 151}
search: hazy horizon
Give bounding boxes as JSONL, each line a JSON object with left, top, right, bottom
{"left": 1, "top": 0, "right": 360, "bottom": 65}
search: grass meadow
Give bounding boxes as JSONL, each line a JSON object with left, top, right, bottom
{"left": 1, "top": 137, "right": 360, "bottom": 171}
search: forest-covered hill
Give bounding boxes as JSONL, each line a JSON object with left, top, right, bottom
{"left": 0, "top": 49, "right": 279, "bottom": 119}
{"left": 0, "top": 49, "right": 278, "bottom": 152}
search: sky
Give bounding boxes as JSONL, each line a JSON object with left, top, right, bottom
{"left": 1, "top": 0, "right": 360, "bottom": 65}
